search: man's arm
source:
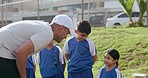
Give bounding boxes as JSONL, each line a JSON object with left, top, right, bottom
{"left": 16, "top": 39, "right": 34, "bottom": 78}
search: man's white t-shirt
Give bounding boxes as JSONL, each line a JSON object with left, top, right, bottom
{"left": 0, "top": 20, "right": 53, "bottom": 59}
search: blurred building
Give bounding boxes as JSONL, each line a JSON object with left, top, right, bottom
{"left": 0, "top": 0, "right": 139, "bottom": 27}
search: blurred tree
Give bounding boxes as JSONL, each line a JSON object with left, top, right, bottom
{"left": 137, "top": 0, "right": 147, "bottom": 26}
{"left": 118, "top": 0, "right": 135, "bottom": 27}
{"left": 147, "top": 0, "right": 148, "bottom": 27}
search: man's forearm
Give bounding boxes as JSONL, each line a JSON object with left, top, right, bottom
{"left": 16, "top": 53, "right": 27, "bottom": 78}
{"left": 15, "top": 39, "right": 35, "bottom": 78}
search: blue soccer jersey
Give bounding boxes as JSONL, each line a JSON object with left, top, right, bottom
{"left": 26, "top": 55, "right": 36, "bottom": 69}
{"left": 63, "top": 37, "right": 97, "bottom": 72}
{"left": 97, "top": 66, "right": 122, "bottom": 78}
{"left": 26, "top": 55, "right": 37, "bottom": 78}
{"left": 39, "top": 46, "right": 64, "bottom": 77}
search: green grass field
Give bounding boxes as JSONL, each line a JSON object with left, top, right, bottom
{"left": 36, "top": 27, "right": 148, "bottom": 78}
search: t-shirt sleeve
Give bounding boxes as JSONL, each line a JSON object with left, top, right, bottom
{"left": 30, "top": 29, "right": 53, "bottom": 54}
{"left": 86, "top": 38, "right": 98, "bottom": 56}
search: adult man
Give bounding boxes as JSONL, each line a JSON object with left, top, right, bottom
{"left": 0, "top": 14, "right": 75, "bottom": 78}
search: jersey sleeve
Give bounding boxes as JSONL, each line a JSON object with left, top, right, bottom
{"left": 56, "top": 46, "right": 65, "bottom": 64}
{"left": 86, "top": 38, "right": 98, "bottom": 56}
{"left": 36, "top": 52, "right": 40, "bottom": 64}
{"left": 115, "top": 68, "right": 122, "bottom": 78}
{"left": 97, "top": 67, "right": 104, "bottom": 78}
{"left": 63, "top": 37, "right": 73, "bottom": 54}
{"left": 31, "top": 54, "right": 37, "bottom": 65}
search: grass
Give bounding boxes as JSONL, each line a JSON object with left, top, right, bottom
{"left": 36, "top": 27, "right": 148, "bottom": 78}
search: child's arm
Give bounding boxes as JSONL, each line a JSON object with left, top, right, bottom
{"left": 92, "top": 54, "right": 97, "bottom": 62}
{"left": 62, "top": 60, "right": 66, "bottom": 72}
{"left": 87, "top": 38, "right": 98, "bottom": 63}
{"left": 34, "top": 65, "right": 36, "bottom": 72}
{"left": 63, "top": 37, "right": 71, "bottom": 61}
{"left": 65, "top": 54, "right": 69, "bottom": 60}
{"left": 57, "top": 46, "right": 66, "bottom": 72}
{"left": 32, "top": 54, "right": 38, "bottom": 73}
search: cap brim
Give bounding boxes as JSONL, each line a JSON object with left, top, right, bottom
{"left": 69, "top": 29, "right": 76, "bottom": 37}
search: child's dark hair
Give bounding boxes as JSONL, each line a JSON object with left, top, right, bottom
{"left": 106, "top": 48, "right": 120, "bottom": 67}
{"left": 77, "top": 20, "right": 91, "bottom": 34}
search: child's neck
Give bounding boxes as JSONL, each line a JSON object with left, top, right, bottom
{"left": 46, "top": 44, "right": 54, "bottom": 50}
{"left": 76, "top": 37, "right": 85, "bottom": 42}
{"left": 106, "top": 64, "right": 116, "bottom": 71}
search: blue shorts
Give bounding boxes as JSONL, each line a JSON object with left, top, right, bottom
{"left": 68, "top": 69, "right": 93, "bottom": 78}
{"left": 42, "top": 72, "right": 64, "bottom": 78}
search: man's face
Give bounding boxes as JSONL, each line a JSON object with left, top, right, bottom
{"left": 55, "top": 25, "right": 70, "bottom": 43}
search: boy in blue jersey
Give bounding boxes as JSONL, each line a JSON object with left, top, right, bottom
{"left": 97, "top": 48, "right": 122, "bottom": 78}
{"left": 39, "top": 41, "right": 65, "bottom": 78}
{"left": 63, "top": 20, "right": 97, "bottom": 78}
{"left": 26, "top": 54, "right": 37, "bottom": 78}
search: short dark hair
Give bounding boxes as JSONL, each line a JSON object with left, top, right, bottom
{"left": 77, "top": 20, "right": 91, "bottom": 34}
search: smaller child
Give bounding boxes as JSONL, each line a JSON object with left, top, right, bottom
{"left": 39, "top": 41, "right": 65, "bottom": 78}
{"left": 26, "top": 54, "right": 37, "bottom": 78}
{"left": 97, "top": 48, "right": 122, "bottom": 78}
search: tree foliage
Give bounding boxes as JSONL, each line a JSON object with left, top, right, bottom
{"left": 136, "top": 0, "right": 147, "bottom": 26}
{"left": 118, "top": 0, "right": 135, "bottom": 27}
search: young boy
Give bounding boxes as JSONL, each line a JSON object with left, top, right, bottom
{"left": 63, "top": 20, "right": 97, "bottom": 78}
{"left": 26, "top": 54, "right": 37, "bottom": 78}
{"left": 39, "top": 41, "right": 65, "bottom": 78}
